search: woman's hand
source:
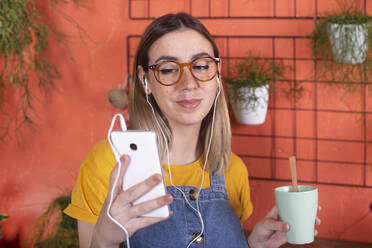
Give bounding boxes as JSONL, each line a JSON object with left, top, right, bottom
{"left": 91, "top": 155, "right": 173, "bottom": 248}
{"left": 247, "top": 206, "right": 289, "bottom": 248}
{"left": 247, "top": 206, "right": 322, "bottom": 248}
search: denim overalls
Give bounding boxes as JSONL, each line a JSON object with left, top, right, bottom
{"left": 126, "top": 173, "right": 249, "bottom": 247}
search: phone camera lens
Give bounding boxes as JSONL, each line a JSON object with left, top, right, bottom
{"left": 130, "top": 143, "right": 137, "bottom": 151}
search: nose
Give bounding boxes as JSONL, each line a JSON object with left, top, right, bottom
{"left": 179, "top": 65, "right": 200, "bottom": 90}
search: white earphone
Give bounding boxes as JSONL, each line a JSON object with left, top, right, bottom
{"left": 142, "top": 76, "right": 147, "bottom": 86}
{"left": 143, "top": 76, "right": 150, "bottom": 95}
{"left": 142, "top": 64, "right": 222, "bottom": 248}
{"left": 106, "top": 61, "right": 222, "bottom": 248}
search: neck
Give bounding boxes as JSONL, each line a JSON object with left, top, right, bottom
{"left": 163, "top": 122, "right": 201, "bottom": 165}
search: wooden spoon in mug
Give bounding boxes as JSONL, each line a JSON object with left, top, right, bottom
{"left": 289, "top": 156, "right": 298, "bottom": 192}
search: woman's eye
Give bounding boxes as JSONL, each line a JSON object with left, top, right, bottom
{"left": 159, "top": 68, "right": 178, "bottom": 74}
{"left": 193, "top": 65, "right": 209, "bottom": 71}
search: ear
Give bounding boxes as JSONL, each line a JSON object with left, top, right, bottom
{"left": 137, "top": 65, "right": 152, "bottom": 94}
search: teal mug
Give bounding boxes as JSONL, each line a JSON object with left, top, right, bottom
{"left": 275, "top": 185, "right": 318, "bottom": 244}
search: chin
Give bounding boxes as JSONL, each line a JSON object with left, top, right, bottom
{"left": 173, "top": 114, "right": 206, "bottom": 127}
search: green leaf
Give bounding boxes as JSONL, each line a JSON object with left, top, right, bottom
{"left": 0, "top": 213, "right": 9, "bottom": 222}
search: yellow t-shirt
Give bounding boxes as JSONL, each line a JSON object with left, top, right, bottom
{"left": 64, "top": 140, "right": 253, "bottom": 225}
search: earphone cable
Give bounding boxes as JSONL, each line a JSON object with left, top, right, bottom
{"left": 190, "top": 75, "right": 222, "bottom": 247}
{"left": 144, "top": 70, "right": 221, "bottom": 248}
{"left": 106, "top": 114, "right": 131, "bottom": 248}
{"left": 144, "top": 82, "right": 205, "bottom": 247}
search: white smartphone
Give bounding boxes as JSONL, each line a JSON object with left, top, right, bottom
{"left": 110, "top": 130, "right": 170, "bottom": 218}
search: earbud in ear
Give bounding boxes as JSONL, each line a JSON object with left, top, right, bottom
{"left": 143, "top": 76, "right": 150, "bottom": 95}
{"left": 142, "top": 76, "right": 147, "bottom": 87}
{"left": 216, "top": 72, "right": 221, "bottom": 88}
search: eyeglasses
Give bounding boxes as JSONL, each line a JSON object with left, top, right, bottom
{"left": 144, "top": 57, "right": 220, "bottom": 86}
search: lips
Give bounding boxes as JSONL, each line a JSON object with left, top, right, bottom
{"left": 176, "top": 99, "right": 202, "bottom": 109}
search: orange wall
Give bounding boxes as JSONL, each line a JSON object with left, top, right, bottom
{"left": 1, "top": 0, "right": 372, "bottom": 246}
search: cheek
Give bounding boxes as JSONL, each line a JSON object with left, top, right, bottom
{"left": 205, "top": 84, "right": 219, "bottom": 102}
{"left": 149, "top": 85, "right": 174, "bottom": 109}
{"left": 151, "top": 85, "right": 172, "bottom": 98}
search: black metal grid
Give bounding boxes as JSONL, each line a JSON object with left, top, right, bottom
{"left": 128, "top": 0, "right": 369, "bottom": 20}
{"left": 126, "top": 0, "right": 372, "bottom": 189}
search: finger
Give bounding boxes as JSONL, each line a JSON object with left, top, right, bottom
{"left": 315, "top": 229, "right": 318, "bottom": 236}
{"left": 263, "top": 218, "right": 290, "bottom": 232}
{"left": 117, "top": 173, "right": 163, "bottom": 205}
{"left": 318, "top": 205, "right": 322, "bottom": 211}
{"left": 126, "top": 194, "right": 173, "bottom": 219}
{"left": 265, "top": 205, "right": 279, "bottom": 219}
{"left": 109, "top": 155, "right": 131, "bottom": 194}
{"left": 270, "top": 230, "right": 288, "bottom": 246}
{"left": 125, "top": 211, "right": 174, "bottom": 235}
{"left": 116, "top": 155, "right": 131, "bottom": 188}
{"left": 104, "top": 156, "right": 131, "bottom": 207}
{"left": 315, "top": 217, "right": 321, "bottom": 225}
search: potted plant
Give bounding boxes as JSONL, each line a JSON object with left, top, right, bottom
{"left": 310, "top": 1, "right": 372, "bottom": 91}
{"left": 224, "top": 53, "right": 287, "bottom": 125}
{"left": 327, "top": 9, "right": 371, "bottom": 64}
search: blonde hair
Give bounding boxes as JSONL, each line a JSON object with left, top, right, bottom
{"left": 129, "top": 13, "right": 231, "bottom": 175}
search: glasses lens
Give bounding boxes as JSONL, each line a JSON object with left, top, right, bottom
{"left": 191, "top": 57, "right": 217, "bottom": 81}
{"left": 155, "top": 61, "right": 180, "bottom": 85}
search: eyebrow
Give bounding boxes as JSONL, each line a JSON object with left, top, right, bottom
{"left": 191, "top": 52, "right": 212, "bottom": 60}
{"left": 153, "top": 52, "right": 213, "bottom": 64}
{"left": 154, "top": 56, "right": 178, "bottom": 64}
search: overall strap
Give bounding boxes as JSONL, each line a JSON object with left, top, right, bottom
{"left": 210, "top": 172, "right": 228, "bottom": 198}
{"left": 210, "top": 172, "right": 226, "bottom": 187}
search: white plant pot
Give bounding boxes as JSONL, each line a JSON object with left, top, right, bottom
{"left": 327, "top": 21, "right": 371, "bottom": 64}
{"left": 228, "top": 85, "right": 269, "bottom": 125}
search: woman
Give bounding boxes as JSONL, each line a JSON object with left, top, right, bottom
{"left": 64, "top": 13, "right": 291, "bottom": 247}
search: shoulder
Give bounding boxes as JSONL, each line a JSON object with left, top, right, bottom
{"left": 225, "top": 152, "right": 248, "bottom": 177}
{"left": 89, "top": 139, "right": 114, "bottom": 158}
{"left": 81, "top": 140, "right": 116, "bottom": 176}
{"left": 224, "top": 153, "right": 249, "bottom": 191}
{"left": 224, "top": 152, "right": 253, "bottom": 222}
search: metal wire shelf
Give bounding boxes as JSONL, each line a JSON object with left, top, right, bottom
{"left": 126, "top": 0, "right": 372, "bottom": 189}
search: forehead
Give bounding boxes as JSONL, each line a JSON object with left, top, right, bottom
{"left": 148, "top": 28, "right": 214, "bottom": 63}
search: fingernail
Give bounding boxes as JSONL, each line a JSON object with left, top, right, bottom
{"left": 120, "top": 155, "right": 128, "bottom": 162}
{"left": 152, "top": 174, "right": 162, "bottom": 182}
{"left": 286, "top": 224, "right": 290, "bottom": 231}
{"left": 317, "top": 218, "right": 321, "bottom": 225}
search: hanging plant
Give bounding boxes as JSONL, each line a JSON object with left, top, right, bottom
{"left": 0, "top": 0, "right": 83, "bottom": 142}
{"left": 310, "top": 1, "right": 372, "bottom": 92}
